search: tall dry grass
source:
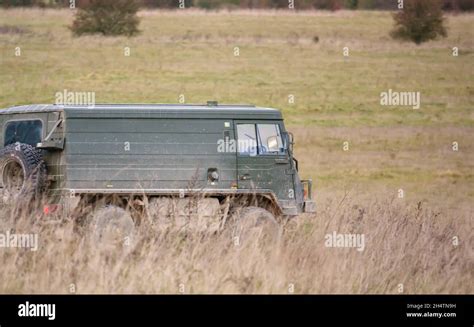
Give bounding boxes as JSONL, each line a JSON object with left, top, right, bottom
{"left": 0, "top": 190, "right": 471, "bottom": 294}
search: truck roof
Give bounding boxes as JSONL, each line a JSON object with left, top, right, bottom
{"left": 0, "top": 104, "right": 283, "bottom": 120}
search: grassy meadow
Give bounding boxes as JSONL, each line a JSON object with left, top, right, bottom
{"left": 0, "top": 8, "right": 472, "bottom": 293}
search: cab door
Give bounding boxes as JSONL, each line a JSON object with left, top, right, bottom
{"left": 234, "top": 121, "right": 294, "bottom": 201}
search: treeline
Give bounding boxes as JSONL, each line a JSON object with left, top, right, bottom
{"left": 1, "top": 0, "right": 473, "bottom": 11}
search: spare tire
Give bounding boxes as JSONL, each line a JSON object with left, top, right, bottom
{"left": 0, "top": 143, "right": 47, "bottom": 203}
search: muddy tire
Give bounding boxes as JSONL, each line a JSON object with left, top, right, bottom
{"left": 89, "top": 205, "right": 135, "bottom": 247}
{"left": 230, "top": 206, "right": 281, "bottom": 246}
{"left": 0, "top": 143, "right": 47, "bottom": 204}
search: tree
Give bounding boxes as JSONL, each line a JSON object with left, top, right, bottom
{"left": 391, "top": 0, "right": 447, "bottom": 44}
{"left": 70, "top": 0, "right": 141, "bottom": 37}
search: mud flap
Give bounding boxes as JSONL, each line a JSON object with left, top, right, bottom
{"left": 304, "top": 200, "right": 316, "bottom": 213}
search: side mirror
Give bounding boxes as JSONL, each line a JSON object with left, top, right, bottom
{"left": 283, "top": 132, "right": 294, "bottom": 153}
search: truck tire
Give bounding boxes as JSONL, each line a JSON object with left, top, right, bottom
{"left": 230, "top": 206, "right": 281, "bottom": 246}
{"left": 0, "top": 143, "right": 47, "bottom": 203}
{"left": 89, "top": 205, "right": 135, "bottom": 246}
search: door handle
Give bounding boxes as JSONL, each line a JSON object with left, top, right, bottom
{"left": 240, "top": 174, "right": 252, "bottom": 180}
{"left": 275, "top": 158, "right": 289, "bottom": 164}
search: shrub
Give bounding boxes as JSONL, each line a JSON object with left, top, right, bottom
{"left": 357, "top": 0, "right": 375, "bottom": 9}
{"left": 311, "top": 0, "right": 342, "bottom": 10}
{"left": 70, "top": 0, "right": 141, "bottom": 37}
{"left": 391, "top": 0, "right": 447, "bottom": 45}
{"left": 443, "top": 0, "right": 474, "bottom": 11}
{"left": 344, "top": 0, "right": 358, "bottom": 9}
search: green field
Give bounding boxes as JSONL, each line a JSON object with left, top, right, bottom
{"left": 1, "top": 9, "right": 473, "bottom": 125}
{"left": 0, "top": 8, "right": 473, "bottom": 294}
{"left": 1, "top": 8, "right": 472, "bottom": 204}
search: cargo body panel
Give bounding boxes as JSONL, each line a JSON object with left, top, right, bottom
{"left": 64, "top": 117, "right": 237, "bottom": 191}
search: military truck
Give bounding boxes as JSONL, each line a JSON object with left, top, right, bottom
{"left": 0, "top": 103, "right": 315, "bottom": 236}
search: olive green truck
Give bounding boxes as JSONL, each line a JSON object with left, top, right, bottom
{"left": 0, "top": 103, "right": 315, "bottom": 233}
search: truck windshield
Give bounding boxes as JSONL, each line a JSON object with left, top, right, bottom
{"left": 236, "top": 124, "right": 257, "bottom": 155}
{"left": 256, "top": 124, "right": 284, "bottom": 155}
{"left": 236, "top": 123, "right": 284, "bottom": 155}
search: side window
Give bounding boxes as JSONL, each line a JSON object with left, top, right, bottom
{"left": 236, "top": 124, "right": 257, "bottom": 155}
{"left": 257, "top": 124, "right": 284, "bottom": 155}
{"left": 236, "top": 123, "right": 285, "bottom": 156}
{"left": 4, "top": 120, "right": 43, "bottom": 147}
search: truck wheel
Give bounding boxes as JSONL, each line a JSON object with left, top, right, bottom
{"left": 0, "top": 143, "right": 47, "bottom": 203}
{"left": 89, "top": 205, "right": 135, "bottom": 247}
{"left": 230, "top": 206, "right": 281, "bottom": 246}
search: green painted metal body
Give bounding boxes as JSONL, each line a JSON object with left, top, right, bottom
{"left": 0, "top": 104, "right": 310, "bottom": 215}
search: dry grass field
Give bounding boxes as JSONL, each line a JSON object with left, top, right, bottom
{"left": 0, "top": 194, "right": 471, "bottom": 294}
{"left": 0, "top": 8, "right": 472, "bottom": 294}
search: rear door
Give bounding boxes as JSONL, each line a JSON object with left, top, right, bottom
{"left": 234, "top": 120, "right": 294, "bottom": 201}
